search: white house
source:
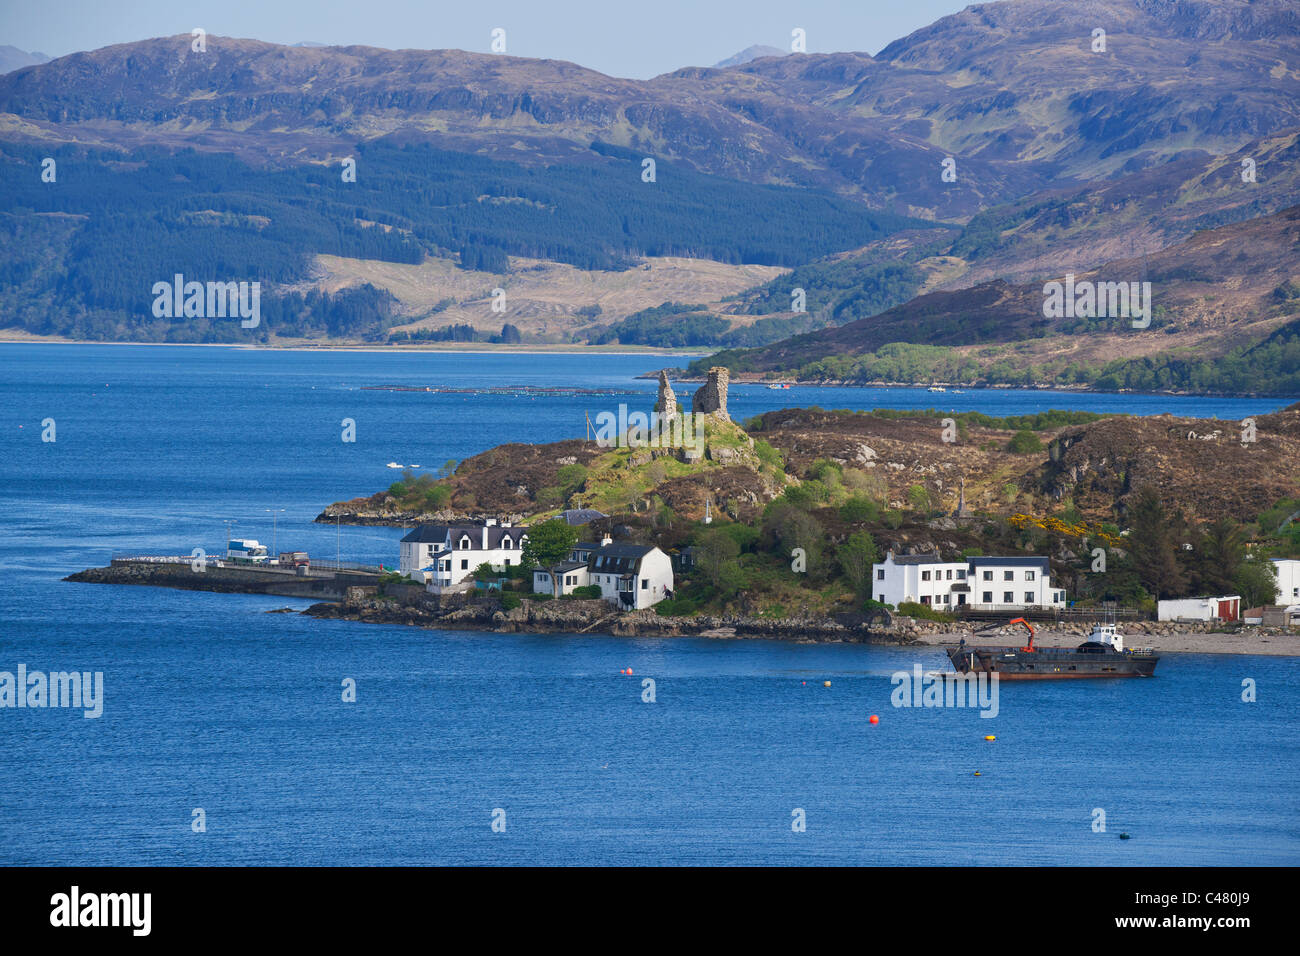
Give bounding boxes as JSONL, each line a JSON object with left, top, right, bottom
{"left": 1271, "top": 559, "right": 1300, "bottom": 604}
{"left": 1158, "top": 596, "right": 1240, "bottom": 622}
{"left": 400, "top": 519, "right": 526, "bottom": 591}
{"left": 967, "top": 556, "right": 1066, "bottom": 611}
{"left": 869, "top": 552, "right": 1066, "bottom": 611}
{"left": 532, "top": 537, "right": 674, "bottom": 610}
{"left": 870, "top": 551, "right": 971, "bottom": 609}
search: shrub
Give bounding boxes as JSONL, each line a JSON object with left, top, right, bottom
{"left": 571, "top": 584, "right": 602, "bottom": 599}
{"left": 1007, "top": 430, "right": 1043, "bottom": 454}
{"left": 754, "top": 439, "right": 782, "bottom": 468}
{"left": 840, "top": 495, "right": 880, "bottom": 523}
{"left": 499, "top": 592, "right": 522, "bottom": 610}
{"left": 424, "top": 484, "right": 452, "bottom": 509}
{"left": 898, "top": 601, "right": 955, "bottom": 623}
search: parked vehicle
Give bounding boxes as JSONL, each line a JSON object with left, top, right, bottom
{"left": 228, "top": 539, "right": 269, "bottom": 564}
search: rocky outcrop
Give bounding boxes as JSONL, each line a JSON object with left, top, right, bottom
{"left": 691, "top": 366, "right": 730, "bottom": 420}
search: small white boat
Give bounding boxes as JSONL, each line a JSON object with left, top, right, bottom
{"left": 386, "top": 462, "right": 403, "bottom": 468}
{"left": 927, "top": 386, "right": 946, "bottom": 393}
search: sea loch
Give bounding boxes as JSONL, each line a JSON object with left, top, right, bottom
{"left": 1, "top": 344, "right": 1296, "bottom": 866}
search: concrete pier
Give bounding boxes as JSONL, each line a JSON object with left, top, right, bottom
{"left": 66, "top": 558, "right": 384, "bottom": 601}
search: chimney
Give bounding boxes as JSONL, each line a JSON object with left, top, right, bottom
{"left": 482, "top": 525, "right": 489, "bottom": 549}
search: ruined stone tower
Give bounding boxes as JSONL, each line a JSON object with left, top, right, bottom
{"left": 691, "top": 366, "right": 730, "bottom": 420}
{"left": 655, "top": 370, "right": 677, "bottom": 420}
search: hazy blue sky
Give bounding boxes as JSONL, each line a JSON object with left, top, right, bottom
{"left": 2, "top": 0, "right": 974, "bottom": 78}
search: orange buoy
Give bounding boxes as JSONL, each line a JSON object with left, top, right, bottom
{"left": 823, "top": 680, "right": 831, "bottom": 687}
{"left": 627, "top": 667, "right": 633, "bottom": 675}
{"left": 984, "top": 735, "right": 996, "bottom": 741}
{"left": 869, "top": 715, "right": 879, "bottom": 724}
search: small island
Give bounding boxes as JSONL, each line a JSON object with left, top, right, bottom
{"left": 296, "top": 370, "right": 1300, "bottom": 650}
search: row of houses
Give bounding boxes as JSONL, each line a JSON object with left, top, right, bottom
{"left": 395, "top": 523, "right": 1300, "bottom": 619}
{"left": 397, "top": 519, "right": 675, "bottom": 610}
{"left": 530, "top": 537, "right": 675, "bottom": 610}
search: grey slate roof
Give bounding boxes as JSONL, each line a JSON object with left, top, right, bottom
{"left": 536, "top": 560, "right": 588, "bottom": 574}
{"left": 560, "top": 509, "right": 607, "bottom": 526}
{"left": 968, "top": 556, "right": 1049, "bottom": 570}
{"left": 588, "top": 542, "right": 655, "bottom": 574}
{"left": 401, "top": 524, "right": 524, "bottom": 550}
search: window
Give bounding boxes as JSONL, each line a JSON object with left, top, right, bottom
{"left": 878, "top": 594, "right": 885, "bottom": 604}
{"left": 983, "top": 592, "right": 993, "bottom": 603}
{"left": 957, "top": 569, "right": 966, "bottom": 580}
{"left": 459, "top": 536, "right": 471, "bottom": 550}
{"left": 1003, "top": 570, "right": 1014, "bottom": 581}
{"left": 461, "top": 559, "right": 468, "bottom": 570}
{"left": 922, "top": 571, "right": 931, "bottom": 581}
{"left": 1025, "top": 592, "right": 1034, "bottom": 603}
{"left": 1003, "top": 591, "right": 1013, "bottom": 603}
{"left": 921, "top": 596, "right": 931, "bottom": 605}
{"left": 641, "top": 579, "right": 648, "bottom": 590}
{"left": 982, "top": 570, "right": 993, "bottom": 581}
{"left": 946, "top": 570, "right": 953, "bottom": 580}
{"left": 1026, "top": 570, "right": 1035, "bottom": 581}
{"left": 876, "top": 569, "right": 885, "bottom": 580}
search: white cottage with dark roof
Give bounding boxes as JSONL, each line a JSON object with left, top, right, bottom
{"left": 532, "top": 536, "right": 674, "bottom": 610}
{"left": 400, "top": 519, "right": 526, "bottom": 591}
{"left": 870, "top": 551, "right": 1066, "bottom": 611}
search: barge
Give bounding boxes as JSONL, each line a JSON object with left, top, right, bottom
{"left": 945, "top": 619, "right": 1159, "bottom": 679}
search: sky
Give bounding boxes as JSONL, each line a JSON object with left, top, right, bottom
{"left": 1, "top": 0, "right": 975, "bottom": 79}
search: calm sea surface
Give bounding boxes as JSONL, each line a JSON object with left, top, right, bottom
{"left": 1, "top": 344, "right": 1296, "bottom": 865}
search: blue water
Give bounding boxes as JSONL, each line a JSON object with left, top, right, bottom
{"left": 1, "top": 343, "right": 1297, "bottom": 865}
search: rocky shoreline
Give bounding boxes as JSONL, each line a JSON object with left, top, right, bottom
{"left": 304, "top": 586, "right": 1300, "bottom": 653}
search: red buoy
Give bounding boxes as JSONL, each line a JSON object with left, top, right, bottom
{"left": 869, "top": 715, "right": 879, "bottom": 724}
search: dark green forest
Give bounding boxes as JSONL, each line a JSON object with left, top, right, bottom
{"left": 0, "top": 141, "right": 922, "bottom": 341}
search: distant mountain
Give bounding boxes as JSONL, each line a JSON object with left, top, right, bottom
{"left": 701, "top": 205, "right": 1300, "bottom": 394}
{"left": 0, "top": 46, "right": 49, "bottom": 74}
{"left": 1, "top": 0, "right": 1295, "bottom": 219}
{"left": 712, "top": 45, "right": 786, "bottom": 68}
{"left": 1, "top": 0, "right": 1297, "bottom": 376}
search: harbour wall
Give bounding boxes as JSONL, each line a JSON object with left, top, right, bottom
{"left": 65, "top": 559, "right": 383, "bottom": 601}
